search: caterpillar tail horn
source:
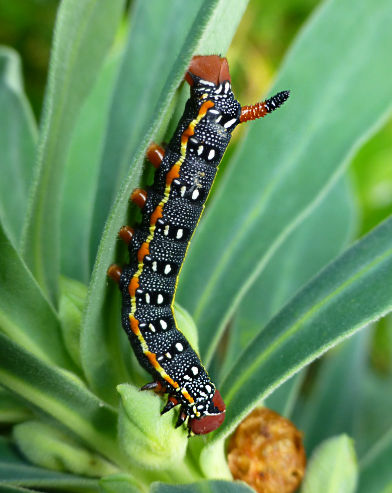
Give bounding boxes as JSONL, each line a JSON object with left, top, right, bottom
{"left": 240, "top": 90, "right": 290, "bottom": 123}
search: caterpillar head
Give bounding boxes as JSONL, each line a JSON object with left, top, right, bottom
{"left": 188, "top": 389, "right": 226, "bottom": 435}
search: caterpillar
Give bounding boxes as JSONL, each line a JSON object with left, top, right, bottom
{"left": 108, "top": 55, "right": 289, "bottom": 435}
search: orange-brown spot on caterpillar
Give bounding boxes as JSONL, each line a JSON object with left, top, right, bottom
{"left": 146, "top": 143, "right": 165, "bottom": 168}
{"left": 181, "top": 388, "right": 194, "bottom": 404}
{"left": 131, "top": 188, "right": 147, "bottom": 208}
{"left": 180, "top": 101, "right": 214, "bottom": 147}
{"left": 166, "top": 163, "right": 181, "bottom": 185}
{"left": 107, "top": 264, "right": 122, "bottom": 283}
{"left": 185, "top": 55, "right": 231, "bottom": 85}
{"left": 240, "top": 102, "right": 268, "bottom": 123}
{"left": 146, "top": 351, "right": 179, "bottom": 389}
{"left": 118, "top": 226, "right": 134, "bottom": 244}
{"left": 128, "top": 276, "right": 139, "bottom": 297}
{"left": 137, "top": 241, "right": 150, "bottom": 263}
{"left": 150, "top": 204, "right": 163, "bottom": 226}
{"left": 129, "top": 314, "right": 141, "bottom": 336}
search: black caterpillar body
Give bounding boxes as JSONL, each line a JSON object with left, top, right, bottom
{"left": 111, "top": 56, "right": 289, "bottom": 435}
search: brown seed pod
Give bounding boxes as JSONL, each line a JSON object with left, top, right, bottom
{"left": 228, "top": 407, "right": 306, "bottom": 493}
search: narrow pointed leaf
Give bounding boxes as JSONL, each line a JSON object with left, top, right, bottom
{"left": 211, "top": 217, "right": 392, "bottom": 442}
{"left": 0, "top": 47, "right": 37, "bottom": 248}
{"left": 21, "top": 0, "right": 126, "bottom": 302}
{"left": 150, "top": 481, "right": 255, "bottom": 493}
{"left": 0, "top": 333, "right": 124, "bottom": 467}
{"left": 0, "top": 224, "right": 75, "bottom": 370}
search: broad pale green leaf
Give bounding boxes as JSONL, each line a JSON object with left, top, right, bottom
{"left": 0, "top": 437, "right": 98, "bottom": 491}
{"left": 60, "top": 50, "right": 123, "bottom": 282}
{"left": 221, "top": 174, "right": 356, "bottom": 380}
{"left": 0, "top": 334, "right": 125, "bottom": 468}
{"left": 21, "top": 0, "right": 126, "bottom": 303}
{"left": 81, "top": 0, "right": 249, "bottom": 403}
{"left": 0, "top": 224, "right": 75, "bottom": 370}
{"left": 177, "top": 0, "right": 392, "bottom": 364}
{"left": 295, "top": 330, "right": 369, "bottom": 454}
{"left": 150, "top": 481, "right": 255, "bottom": 493}
{"left": 212, "top": 217, "right": 392, "bottom": 442}
{"left": 0, "top": 47, "right": 37, "bottom": 248}
{"left": 13, "top": 420, "right": 117, "bottom": 478}
{"left": 358, "top": 427, "right": 392, "bottom": 493}
{"left": 300, "top": 435, "right": 358, "bottom": 493}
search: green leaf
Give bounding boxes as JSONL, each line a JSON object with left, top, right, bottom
{"left": 60, "top": 49, "right": 123, "bottom": 282}
{"left": 300, "top": 435, "right": 358, "bottom": 493}
{"left": 0, "top": 333, "right": 125, "bottom": 468}
{"left": 177, "top": 0, "right": 392, "bottom": 365}
{"left": 226, "top": 175, "right": 356, "bottom": 368}
{"left": 117, "top": 384, "right": 187, "bottom": 471}
{"left": 0, "top": 47, "right": 37, "bottom": 249}
{"left": 0, "top": 437, "right": 99, "bottom": 491}
{"left": 0, "top": 223, "right": 75, "bottom": 370}
{"left": 0, "top": 387, "right": 31, "bottom": 424}
{"left": 81, "top": 0, "right": 250, "bottom": 403}
{"left": 99, "top": 474, "right": 144, "bottom": 493}
{"left": 21, "top": 0, "right": 126, "bottom": 303}
{"left": 150, "top": 481, "right": 255, "bottom": 493}
{"left": 213, "top": 216, "right": 392, "bottom": 442}
{"left": 58, "top": 276, "right": 88, "bottom": 368}
{"left": 295, "top": 330, "right": 370, "bottom": 454}
{"left": 13, "top": 420, "right": 118, "bottom": 478}
{"left": 358, "top": 427, "right": 392, "bottom": 493}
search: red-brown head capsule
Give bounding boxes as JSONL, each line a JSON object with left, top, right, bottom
{"left": 188, "top": 390, "right": 226, "bottom": 435}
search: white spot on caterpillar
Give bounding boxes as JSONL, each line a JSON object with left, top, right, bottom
{"left": 192, "top": 189, "right": 199, "bottom": 200}
{"left": 157, "top": 355, "right": 164, "bottom": 361}
{"left": 164, "top": 225, "right": 169, "bottom": 236}
{"left": 224, "top": 82, "right": 230, "bottom": 93}
{"left": 176, "top": 229, "right": 183, "bottom": 239}
{"left": 200, "top": 79, "right": 214, "bottom": 87}
{"left": 165, "top": 352, "right": 172, "bottom": 359}
{"left": 152, "top": 261, "right": 157, "bottom": 272}
{"left": 191, "top": 366, "right": 199, "bottom": 376}
{"left": 175, "top": 343, "right": 183, "bottom": 352}
{"left": 180, "top": 186, "right": 186, "bottom": 197}
{"left": 149, "top": 323, "right": 155, "bottom": 332}
{"left": 224, "top": 118, "right": 237, "bottom": 129}
{"left": 190, "top": 137, "right": 198, "bottom": 144}
{"left": 197, "top": 145, "right": 204, "bottom": 156}
{"left": 164, "top": 264, "right": 171, "bottom": 275}
{"left": 208, "top": 149, "right": 215, "bottom": 160}
{"left": 160, "top": 319, "right": 167, "bottom": 330}
{"left": 145, "top": 292, "right": 150, "bottom": 304}
{"left": 205, "top": 384, "right": 212, "bottom": 393}
{"left": 199, "top": 391, "right": 207, "bottom": 398}
{"left": 209, "top": 109, "right": 219, "bottom": 114}
{"left": 197, "top": 404, "right": 204, "bottom": 410}
{"left": 215, "top": 84, "right": 222, "bottom": 94}
{"left": 183, "top": 375, "right": 191, "bottom": 381}
{"left": 157, "top": 293, "right": 164, "bottom": 305}
{"left": 173, "top": 179, "right": 181, "bottom": 186}
{"left": 216, "top": 115, "right": 222, "bottom": 123}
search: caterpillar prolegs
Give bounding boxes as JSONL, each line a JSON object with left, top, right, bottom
{"left": 108, "top": 55, "right": 289, "bottom": 435}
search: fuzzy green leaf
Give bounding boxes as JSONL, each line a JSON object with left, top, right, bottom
{"left": 213, "top": 217, "right": 392, "bottom": 442}
{"left": 0, "top": 334, "right": 124, "bottom": 468}
{"left": 0, "top": 437, "right": 99, "bottom": 491}
{"left": 300, "top": 435, "right": 358, "bottom": 493}
{"left": 81, "top": 0, "right": 249, "bottom": 403}
{"left": 0, "top": 387, "right": 31, "bottom": 424}
{"left": 177, "top": 0, "right": 392, "bottom": 365}
{"left": 21, "top": 0, "right": 126, "bottom": 302}
{"left": 0, "top": 47, "right": 37, "bottom": 248}
{"left": 0, "top": 224, "right": 75, "bottom": 370}
{"left": 99, "top": 474, "right": 143, "bottom": 493}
